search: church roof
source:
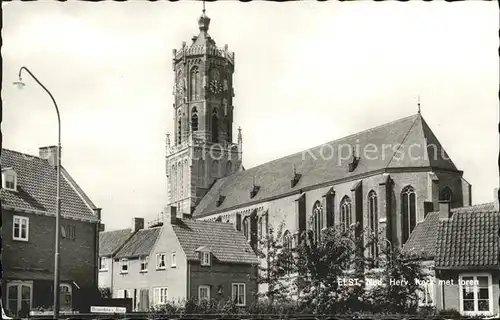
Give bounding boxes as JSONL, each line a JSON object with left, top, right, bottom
{"left": 193, "top": 113, "right": 459, "bottom": 217}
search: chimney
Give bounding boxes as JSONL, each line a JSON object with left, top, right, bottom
{"left": 132, "top": 217, "right": 144, "bottom": 233}
{"left": 494, "top": 188, "right": 499, "bottom": 211}
{"left": 39, "top": 146, "right": 60, "bottom": 167}
{"left": 439, "top": 201, "right": 452, "bottom": 220}
{"left": 165, "top": 206, "right": 178, "bottom": 225}
{"left": 99, "top": 224, "right": 105, "bottom": 232}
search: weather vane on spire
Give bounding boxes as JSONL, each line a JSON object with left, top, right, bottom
{"left": 202, "top": 0, "right": 206, "bottom": 14}
{"left": 417, "top": 95, "right": 421, "bottom": 114}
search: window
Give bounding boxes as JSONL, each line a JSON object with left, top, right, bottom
{"left": 191, "top": 113, "right": 199, "bottom": 132}
{"left": 212, "top": 109, "right": 219, "bottom": 143}
{"left": 3, "top": 171, "right": 17, "bottom": 191}
{"left": 401, "top": 186, "right": 417, "bottom": 245}
{"left": 171, "top": 253, "right": 177, "bottom": 267}
{"left": 201, "top": 252, "right": 211, "bottom": 266}
{"left": 60, "top": 283, "right": 72, "bottom": 311}
{"left": 140, "top": 256, "right": 148, "bottom": 272}
{"left": 153, "top": 287, "right": 168, "bottom": 305}
{"left": 99, "top": 257, "right": 108, "bottom": 271}
{"left": 120, "top": 259, "right": 128, "bottom": 273}
{"left": 340, "top": 196, "right": 352, "bottom": 232}
{"left": 440, "top": 186, "right": 453, "bottom": 202}
{"left": 156, "top": 253, "right": 166, "bottom": 270}
{"left": 13, "top": 216, "right": 29, "bottom": 241}
{"left": 190, "top": 66, "right": 201, "bottom": 100}
{"left": 258, "top": 216, "right": 264, "bottom": 240}
{"left": 177, "top": 119, "right": 182, "bottom": 144}
{"left": 283, "top": 230, "right": 293, "bottom": 275}
{"left": 64, "top": 224, "right": 75, "bottom": 240}
{"left": 6, "top": 281, "right": 32, "bottom": 318}
{"left": 198, "top": 285, "right": 210, "bottom": 302}
{"left": 459, "top": 274, "right": 493, "bottom": 315}
{"left": 312, "top": 201, "right": 324, "bottom": 243}
{"left": 368, "top": 190, "right": 379, "bottom": 259}
{"left": 231, "top": 283, "right": 246, "bottom": 306}
{"left": 242, "top": 217, "right": 249, "bottom": 241}
{"left": 226, "top": 161, "right": 233, "bottom": 174}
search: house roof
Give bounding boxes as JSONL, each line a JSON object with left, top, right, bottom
{"left": 435, "top": 204, "right": 500, "bottom": 269}
{"left": 115, "top": 227, "right": 162, "bottom": 259}
{"left": 1, "top": 148, "right": 98, "bottom": 222}
{"left": 171, "top": 219, "right": 258, "bottom": 265}
{"left": 99, "top": 229, "right": 133, "bottom": 257}
{"left": 403, "top": 212, "right": 441, "bottom": 259}
{"left": 404, "top": 202, "right": 500, "bottom": 269}
{"left": 193, "top": 113, "right": 458, "bottom": 217}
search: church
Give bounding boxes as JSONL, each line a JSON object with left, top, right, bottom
{"left": 165, "top": 9, "right": 471, "bottom": 254}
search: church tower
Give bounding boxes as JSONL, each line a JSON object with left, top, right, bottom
{"left": 166, "top": 8, "right": 242, "bottom": 214}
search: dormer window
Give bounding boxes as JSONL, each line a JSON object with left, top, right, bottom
{"left": 348, "top": 148, "right": 360, "bottom": 172}
{"left": 291, "top": 166, "right": 301, "bottom": 188}
{"left": 2, "top": 168, "right": 18, "bottom": 191}
{"left": 195, "top": 246, "right": 212, "bottom": 266}
{"left": 250, "top": 185, "right": 260, "bottom": 199}
{"left": 201, "top": 252, "right": 211, "bottom": 266}
{"left": 216, "top": 194, "right": 226, "bottom": 207}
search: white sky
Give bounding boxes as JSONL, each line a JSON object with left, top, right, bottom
{"left": 2, "top": 1, "right": 498, "bottom": 231}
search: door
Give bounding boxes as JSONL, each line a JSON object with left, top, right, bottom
{"left": 6, "top": 282, "right": 32, "bottom": 318}
{"left": 139, "top": 289, "right": 149, "bottom": 311}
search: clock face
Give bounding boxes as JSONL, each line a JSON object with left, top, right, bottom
{"left": 209, "top": 79, "right": 223, "bottom": 95}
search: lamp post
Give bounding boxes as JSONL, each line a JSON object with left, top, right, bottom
{"left": 14, "top": 67, "right": 62, "bottom": 320}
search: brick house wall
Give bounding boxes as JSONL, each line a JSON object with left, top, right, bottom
{"left": 1, "top": 208, "right": 99, "bottom": 312}
{"left": 189, "top": 262, "right": 257, "bottom": 306}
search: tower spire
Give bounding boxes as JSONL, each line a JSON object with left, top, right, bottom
{"left": 202, "top": 0, "right": 206, "bottom": 14}
{"left": 417, "top": 96, "right": 421, "bottom": 114}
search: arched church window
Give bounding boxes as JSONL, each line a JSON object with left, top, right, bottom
{"left": 312, "top": 201, "right": 324, "bottom": 243}
{"left": 226, "top": 116, "right": 232, "bottom": 142}
{"left": 179, "top": 161, "right": 184, "bottom": 198}
{"left": 212, "top": 109, "right": 219, "bottom": 143}
{"left": 211, "top": 160, "right": 219, "bottom": 178}
{"left": 283, "top": 230, "right": 293, "bottom": 275}
{"left": 401, "top": 185, "right": 417, "bottom": 245}
{"left": 191, "top": 112, "right": 199, "bottom": 132}
{"left": 226, "top": 161, "right": 233, "bottom": 175}
{"left": 171, "top": 164, "right": 176, "bottom": 201}
{"left": 243, "top": 217, "right": 249, "bottom": 241}
{"left": 190, "top": 66, "right": 201, "bottom": 101}
{"left": 340, "top": 196, "right": 352, "bottom": 232}
{"left": 368, "top": 190, "right": 379, "bottom": 259}
{"left": 439, "top": 187, "right": 453, "bottom": 202}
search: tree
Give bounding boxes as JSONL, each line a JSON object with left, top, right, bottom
{"left": 293, "top": 224, "right": 367, "bottom": 314}
{"left": 253, "top": 221, "right": 295, "bottom": 304}
{"left": 365, "top": 245, "right": 430, "bottom": 314}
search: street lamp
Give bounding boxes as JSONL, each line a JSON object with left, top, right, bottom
{"left": 14, "top": 67, "right": 62, "bottom": 320}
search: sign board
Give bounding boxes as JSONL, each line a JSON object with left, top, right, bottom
{"left": 90, "top": 306, "right": 127, "bottom": 314}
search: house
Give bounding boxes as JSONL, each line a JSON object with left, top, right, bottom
{"left": 404, "top": 191, "right": 500, "bottom": 316}
{"left": 1, "top": 147, "right": 101, "bottom": 318}
{"left": 98, "top": 218, "right": 143, "bottom": 291}
{"left": 111, "top": 206, "right": 258, "bottom": 311}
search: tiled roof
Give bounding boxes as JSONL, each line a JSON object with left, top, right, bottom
{"left": 436, "top": 205, "right": 500, "bottom": 269}
{"left": 115, "top": 228, "right": 162, "bottom": 259}
{"left": 172, "top": 219, "right": 258, "bottom": 265}
{"left": 1, "top": 148, "right": 98, "bottom": 221}
{"left": 403, "top": 212, "right": 440, "bottom": 259}
{"left": 194, "top": 114, "right": 458, "bottom": 217}
{"left": 99, "top": 229, "right": 133, "bottom": 256}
